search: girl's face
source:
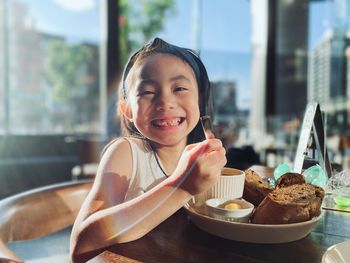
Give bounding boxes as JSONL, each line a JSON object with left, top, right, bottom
{"left": 123, "top": 53, "right": 200, "bottom": 147}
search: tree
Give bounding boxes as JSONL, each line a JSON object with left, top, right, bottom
{"left": 44, "top": 38, "right": 94, "bottom": 103}
{"left": 118, "top": 0, "right": 175, "bottom": 68}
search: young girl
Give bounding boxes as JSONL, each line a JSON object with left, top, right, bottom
{"left": 70, "top": 37, "right": 226, "bottom": 262}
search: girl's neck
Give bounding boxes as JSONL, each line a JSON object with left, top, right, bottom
{"left": 150, "top": 140, "right": 187, "bottom": 175}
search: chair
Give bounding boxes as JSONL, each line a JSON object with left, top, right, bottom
{"left": 0, "top": 180, "right": 92, "bottom": 262}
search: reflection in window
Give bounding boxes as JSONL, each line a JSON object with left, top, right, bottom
{"left": 0, "top": 0, "right": 101, "bottom": 134}
{"left": 308, "top": 0, "right": 350, "bottom": 137}
{"left": 307, "top": 0, "right": 350, "bottom": 169}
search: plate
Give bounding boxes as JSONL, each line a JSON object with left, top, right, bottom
{"left": 184, "top": 201, "right": 322, "bottom": 244}
{"left": 322, "top": 240, "right": 350, "bottom": 263}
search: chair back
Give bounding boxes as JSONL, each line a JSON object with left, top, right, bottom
{"left": 0, "top": 180, "right": 92, "bottom": 262}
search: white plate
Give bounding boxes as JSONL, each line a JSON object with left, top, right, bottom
{"left": 322, "top": 240, "right": 350, "bottom": 263}
{"left": 184, "top": 201, "right": 322, "bottom": 244}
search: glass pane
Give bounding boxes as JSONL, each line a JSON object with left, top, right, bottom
{"left": 3, "top": 0, "right": 101, "bottom": 134}
{"left": 308, "top": 0, "right": 349, "bottom": 136}
{"left": 308, "top": 0, "right": 348, "bottom": 166}
{"left": 120, "top": 0, "right": 252, "bottom": 148}
{"left": 0, "top": 1, "right": 6, "bottom": 134}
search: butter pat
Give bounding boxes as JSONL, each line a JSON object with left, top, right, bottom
{"left": 224, "top": 203, "right": 241, "bottom": 210}
{"left": 206, "top": 198, "right": 254, "bottom": 222}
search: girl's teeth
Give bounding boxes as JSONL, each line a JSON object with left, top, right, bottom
{"left": 154, "top": 118, "right": 181, "bottom": 127}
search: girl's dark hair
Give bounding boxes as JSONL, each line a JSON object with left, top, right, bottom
{"left": 119, "top": 37, "right": 212, "bottom": 144}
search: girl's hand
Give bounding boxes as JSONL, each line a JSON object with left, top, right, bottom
{"left": 173, "top": 131, "right": 227, "bottom": 196}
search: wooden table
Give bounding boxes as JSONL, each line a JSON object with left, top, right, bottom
{"left": 85, "top": 208, "right": 349, "bottom": 263}
{"left": 83, "top": 166, "right": 350, "bottom": 263}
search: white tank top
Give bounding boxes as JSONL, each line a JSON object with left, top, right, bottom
{"left": 123, "top": 137, "right": 167, "bottom": 201}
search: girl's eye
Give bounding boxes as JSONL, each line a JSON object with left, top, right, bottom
{"left": 174, "top": 86, "right": 188, "bottom": 92}
{"left": 138, "top": 90, "right": 155, "bottom": 96}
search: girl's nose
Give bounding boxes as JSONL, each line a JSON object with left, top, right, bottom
{"left": 155, "top": 93, "right": 176, "bottom": 111}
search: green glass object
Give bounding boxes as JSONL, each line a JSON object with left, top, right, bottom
{"left": 334, "top": 196, "right": 350, "bottom": 207}
{"left": 302, "top": 164, "right": 327, "bottom": 188}
{"left": 274, "top": 163, "right": 292, "bottom": 181}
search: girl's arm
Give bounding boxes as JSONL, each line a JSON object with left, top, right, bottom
{"left": 70, "top": 137, "right": 226, "bottom": 262}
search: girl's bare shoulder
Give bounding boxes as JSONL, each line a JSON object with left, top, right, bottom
{"left": 101, "top": 137, "right": 130, "bottom": 154}
{"left": 89, "top": 137, "right": 134, "bottom": 204}
{"left": 98, "top": 137, "right": 133, "bottom": 174}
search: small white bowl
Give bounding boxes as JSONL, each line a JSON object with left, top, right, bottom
{"left": 206, "top": 198, "right": 254, "bottom": 223}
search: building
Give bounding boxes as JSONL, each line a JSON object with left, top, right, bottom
{"left": 308, "top": 26, "right": 350, "bottom": 134}
{"left": 308, "top": 29, "right": 349, "bottom": 105}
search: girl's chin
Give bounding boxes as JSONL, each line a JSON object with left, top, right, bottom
{"left": 149, "top": 134, "right": 187, "bottom": 147}
{"left": 150, "top": 125, "right": 184, "bottom": 134}
{"left": 140, "top": 124, "right": 195, "bottom": 144}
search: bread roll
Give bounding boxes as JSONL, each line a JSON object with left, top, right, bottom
{"left": 251, "top": 183, "right": 325, "bottom": 224}
{"left": 243, "top": 169, "right": 273, "bottom": 206}
{"left": 275, "top": 172, "right": 305, "bottom": 188}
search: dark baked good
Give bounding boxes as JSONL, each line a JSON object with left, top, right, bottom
{"left": 243, "top": 169, "right": 273, "bottom": 206}
{"left": 275, "top": 172, "right": 306, "bottom": 188}
{"left": 251, "top": 182, "right": 325, "bottom": 224}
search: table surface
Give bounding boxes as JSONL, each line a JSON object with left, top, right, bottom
{"left": 85, "top": 167, "right": 350, "bottom": 263}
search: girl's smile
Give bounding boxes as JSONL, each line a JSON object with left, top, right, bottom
{"left": 151, "top": 116, "right": 185, "bottom": 129}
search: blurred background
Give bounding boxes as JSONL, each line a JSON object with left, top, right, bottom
{"left": 1, "top": 0, "right": 350, "bottom": 198}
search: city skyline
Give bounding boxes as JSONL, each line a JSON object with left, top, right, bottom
{"left": 17, "top": 0, "right": 339, "bottom": 50}
{"left": 14, "top": 0, "right": 349, "bottom": 111}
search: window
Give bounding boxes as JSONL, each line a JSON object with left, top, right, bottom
{"left": 0, "top": 0, "right": 104, "bottom": 198}
{"left": 259, "top": 0, "right": 350, "bottom": 168}
{"left": 0, "top": 0, "right": 102, "bottom": 134}
{"left": 308, "top": 0, "right": 350, "bottom": 136}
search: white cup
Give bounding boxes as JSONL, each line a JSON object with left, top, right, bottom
{"left": 193, "top": 167, "right": 245, "bottom": 206}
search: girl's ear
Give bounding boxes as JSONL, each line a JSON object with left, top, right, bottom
{"left": 118, "top": 101, "right": 133, "bottom": 120}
